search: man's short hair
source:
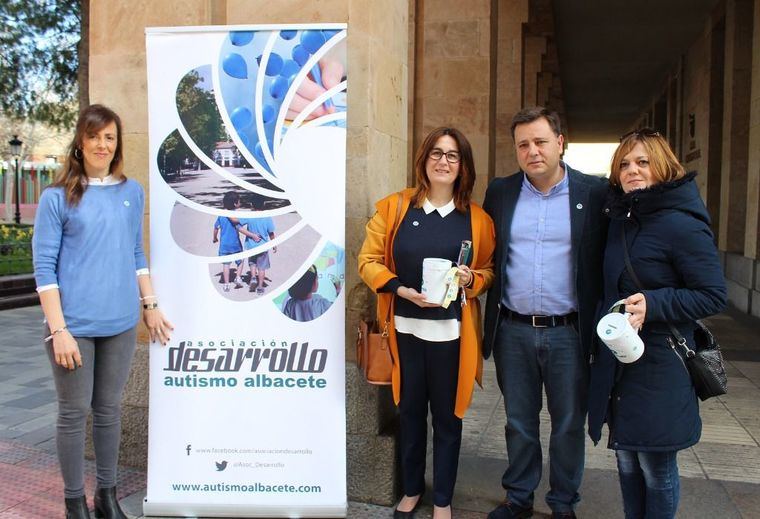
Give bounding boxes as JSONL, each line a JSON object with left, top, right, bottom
{"left": 510, "top": 107, "right": 562, "bottom": 139}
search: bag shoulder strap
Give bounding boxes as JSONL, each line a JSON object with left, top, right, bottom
{"left": 620, "top": 225, "right": 692, "bottom": 355}
{"left": 380, "top": 192, "right": 405, "bottom": 331}
{"left": 393, "top": 192, "right": 403, "bottom": 232}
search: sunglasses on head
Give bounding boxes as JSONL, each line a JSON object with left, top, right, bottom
{"left": 620, "top": 128, "right": 661, "bottom": 141}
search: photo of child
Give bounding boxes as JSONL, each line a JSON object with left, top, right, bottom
{"left": 281, "top": 264, "right": 342, "bottom": 322}
{"left": 238, "top": 199, "right": 277, "bottom": 295}
{"left": 212, "top": 191, "right": 243, "bottom": 291}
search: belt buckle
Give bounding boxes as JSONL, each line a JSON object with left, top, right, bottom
{"left": 532, "top": 315, "right": 548, "bottom": 328}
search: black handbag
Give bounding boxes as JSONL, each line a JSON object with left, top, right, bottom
{"left": 665, "top": 320, "right": 727, "bottom": 401}
{"left": 620, "top": 226, "right": 727, "bottom": 401}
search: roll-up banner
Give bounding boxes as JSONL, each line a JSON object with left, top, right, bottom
{"left": 144, "top": 25, "right": 347, "bottom": 517}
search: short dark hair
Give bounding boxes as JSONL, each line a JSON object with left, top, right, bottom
{"left": 222, "top": 191, "right": 240, "bottom": 210}
{"left": 289, "top": 265, "right": 318, "bottom": 299}
{"left": 510, "top": 107, "right": 562, "bottom": 139}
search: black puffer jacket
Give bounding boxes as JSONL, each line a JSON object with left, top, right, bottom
{"left": 588, "top": 173, "right": 727, "bottom": 451}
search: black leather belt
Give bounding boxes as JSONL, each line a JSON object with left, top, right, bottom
{"left": 502, "top": 308, "right": 577, "bottom": 328}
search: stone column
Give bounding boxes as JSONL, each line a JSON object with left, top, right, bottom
{"left": 745, "top": 0, "right": 760, "bottom": 261}
{"left": 522, "top": 35, "right": 547, "bottom": 109}
{"left": 718, "top": 0, "right": 755, "bottom": 314}
{"left": 718, "top": 0, "right": 753, "bottom": 253}
{"left": 412, "top": 0, "right": 497, "bottom": 203}
{"left": 747, "top": 0, "right": 760, "bottom": 317}
{"left": 343, "top": 0, "right": 411, "bottom": 506}
{"left": 494, "top": 0, "right": 529, "bottom": 179}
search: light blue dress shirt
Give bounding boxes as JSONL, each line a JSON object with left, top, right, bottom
{"left": 503, "top": 170, "right": 577, "bottom": 315}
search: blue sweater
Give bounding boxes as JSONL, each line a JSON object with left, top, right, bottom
{"left": 32, "top": 179, "right": 148, "bottom": 337}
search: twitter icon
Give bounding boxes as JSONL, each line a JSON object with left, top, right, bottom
{"left": 215, "top": 460, "right": 228, "bottom": 471}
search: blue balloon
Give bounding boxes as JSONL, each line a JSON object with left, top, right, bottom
{"left": 256, "top": 53, "right": 284, "bottom": 76}
{"left": 222, "top": 53, "right": 248, "bottom": 79}
{"left": 230, "top": 107, "right": 253, "bottom": 131}
{"left": 254, "top": 142, "right": 266, "bottom": 163}
{"left": 280, "top": 59, "right": 300, "bottom": 78}
{"left": 265, "top": 53, "right": 283, "bottom": 76}
{"left": 280, "top": 30, "right": 297, "bottom": 40}
{"left": 292, "top": 45, "right": 309, "bottom": 66}
{"left": 270, "top": 76, "right": 289, "bottom": 100}
{"left": 230, "top": 31, "right": 254, "bottom": 46}
{"left": 301, "top": 30, "right": 325, "bottom": 54}
{"left": 262, "top": 104, "right": 276, "bottom": 124}
{"left": 322, "top": 30, "right": 340, "bottom": 41}
{"left": 238, "top": 133, "right": 249, "bottom": 149}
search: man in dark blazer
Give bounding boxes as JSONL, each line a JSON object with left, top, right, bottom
{"left": 483, "top": 107, "right": 608, "bottom": 519}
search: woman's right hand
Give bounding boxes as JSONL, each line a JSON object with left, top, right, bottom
{"left": 397, "top": 286, "right": 440, "bottom": 308}
{"left": 52, "top": 331, "right": 82, "bottom": 370}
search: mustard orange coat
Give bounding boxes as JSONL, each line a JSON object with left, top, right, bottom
{"left": 358, "top": 188, "right": 495, "bottom": 418}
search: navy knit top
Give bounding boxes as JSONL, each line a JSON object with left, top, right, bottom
{"left": 384, "top": 202, "right": 472, "bottom": 323}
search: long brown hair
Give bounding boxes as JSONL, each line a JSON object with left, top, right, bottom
{"left": 609, "top": 129, "right": 685, "bottom": 188}
{"left": 54, "top": 104, "right": 125, "bottom": 206}
{"left": 410, "top": 127, "right": 475, "bottom": 212}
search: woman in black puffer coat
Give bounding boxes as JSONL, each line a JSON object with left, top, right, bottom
{"left": 588, "top": 129, "right": 727, "bottom": 519}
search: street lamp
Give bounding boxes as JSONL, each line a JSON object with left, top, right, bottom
{"left": 8, "top": 135, "right": 22, "bottom": 224}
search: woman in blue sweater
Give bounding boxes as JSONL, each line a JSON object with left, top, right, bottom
{"left": 33, "top": 105, "right": 172, "bottom": 519}
{"left": 588, "top": 129, "right": 726, "bottom": 519}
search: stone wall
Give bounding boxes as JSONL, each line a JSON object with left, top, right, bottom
{"left": 412, "top": 0, "right": 497, "bottom": 201}
{"left": 635, "top": 0, "right": 760, "bottom": 319}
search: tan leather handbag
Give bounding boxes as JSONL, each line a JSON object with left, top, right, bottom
{"left": 356, "top": 319, "right": 392, "bottom": 385}
{"left": 356, "top": 192, "right": 403, "bottom": 385}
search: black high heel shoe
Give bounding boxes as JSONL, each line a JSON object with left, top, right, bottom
{"left": 93, "top": 487, "right": 128, "bottom": 519}
{"left": 65, "top": 496, "right": 91, "bottom": 519}
{"left": 393, "top": 492, "right": 424, "bottom": 518}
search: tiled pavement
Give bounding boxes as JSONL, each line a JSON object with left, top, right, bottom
{"left": 1, "top": 305, "right": 759, "bottom": 518}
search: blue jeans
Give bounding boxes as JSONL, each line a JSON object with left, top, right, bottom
{"left": 492, "top": 319, "right": 587, "bottom": 512}
{"left": 616, "top": 450, "right": 680, "bottom": 519}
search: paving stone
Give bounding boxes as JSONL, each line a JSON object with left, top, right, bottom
{"left": 0, "top": 409, "right": 41, "bottom": 427}
{"left": 1, "top": 390, "right": 56, "bottom": 410}
{"left": 1, "top": 306, "right": 760, "bottom": 517}
{"left": 14, "top": 424, "right": 56, "bottom": 447}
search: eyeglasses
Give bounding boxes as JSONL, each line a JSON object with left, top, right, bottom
{"left": 428, "top": 148, "right": 461, "bottom": 164}
{"left": 620, "top": 128, "right": 661, "bottom": 141}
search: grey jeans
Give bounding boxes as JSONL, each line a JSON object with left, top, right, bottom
{"left": 46, "top": 326, "right": 137, "bottom": 498}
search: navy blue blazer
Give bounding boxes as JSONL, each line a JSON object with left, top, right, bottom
{"left": 482, "top": 164, "right": 609, "bottom": 361}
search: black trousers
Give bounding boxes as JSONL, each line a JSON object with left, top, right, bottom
{"left": 396, "top": 331, "right": 462, "bottom": 507}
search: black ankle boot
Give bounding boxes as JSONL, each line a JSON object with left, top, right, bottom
{"left": 93, "top": 487, "right": 127, "bottom": 519}
{"left": 65, "top": 496, "right": 91, "bottom": 519}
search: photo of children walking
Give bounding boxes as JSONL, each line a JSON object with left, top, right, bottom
{"left": 204, "top": 190, "right": 321, "bottom": 301}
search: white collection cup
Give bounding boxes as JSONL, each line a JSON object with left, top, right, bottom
{"left": 596, "top": 299, "right": 645, "bottom": 363}
{"left": 421, "top": 258, "right": 453, "bottom": 304}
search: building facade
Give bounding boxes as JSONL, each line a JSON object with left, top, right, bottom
{"left": 89, "top": 0, "right": 760, "bottom": 505}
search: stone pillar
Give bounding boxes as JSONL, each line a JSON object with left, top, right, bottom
{"left": 717, "top": 0, "right": 755, "bottom": 314}
{"left": 745, "top": 0, "right": 760, "bottom": 260}
{"left": 718, "top": 0, "right": 754, "bottom": 253}
{"left": 344, "top": 0, "right": 411, "bottom": 506}
{"left": 747, "top": 0, "right": 760, "bottom": 317}
{"left": 412, "top": 0, "right": 497, "bottom": 203}
{"left": 522, "top": 35, "right": 546, "bottom": 108}
{"left": 88, "top": 0, "right": 411, "bottom": 505}
{"left": 494, "top": 0, "right": 529, "bottom": 178}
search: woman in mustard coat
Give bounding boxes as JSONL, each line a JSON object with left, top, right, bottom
{"left": 358, "top": 127, "right": 495, "bottom": 519}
